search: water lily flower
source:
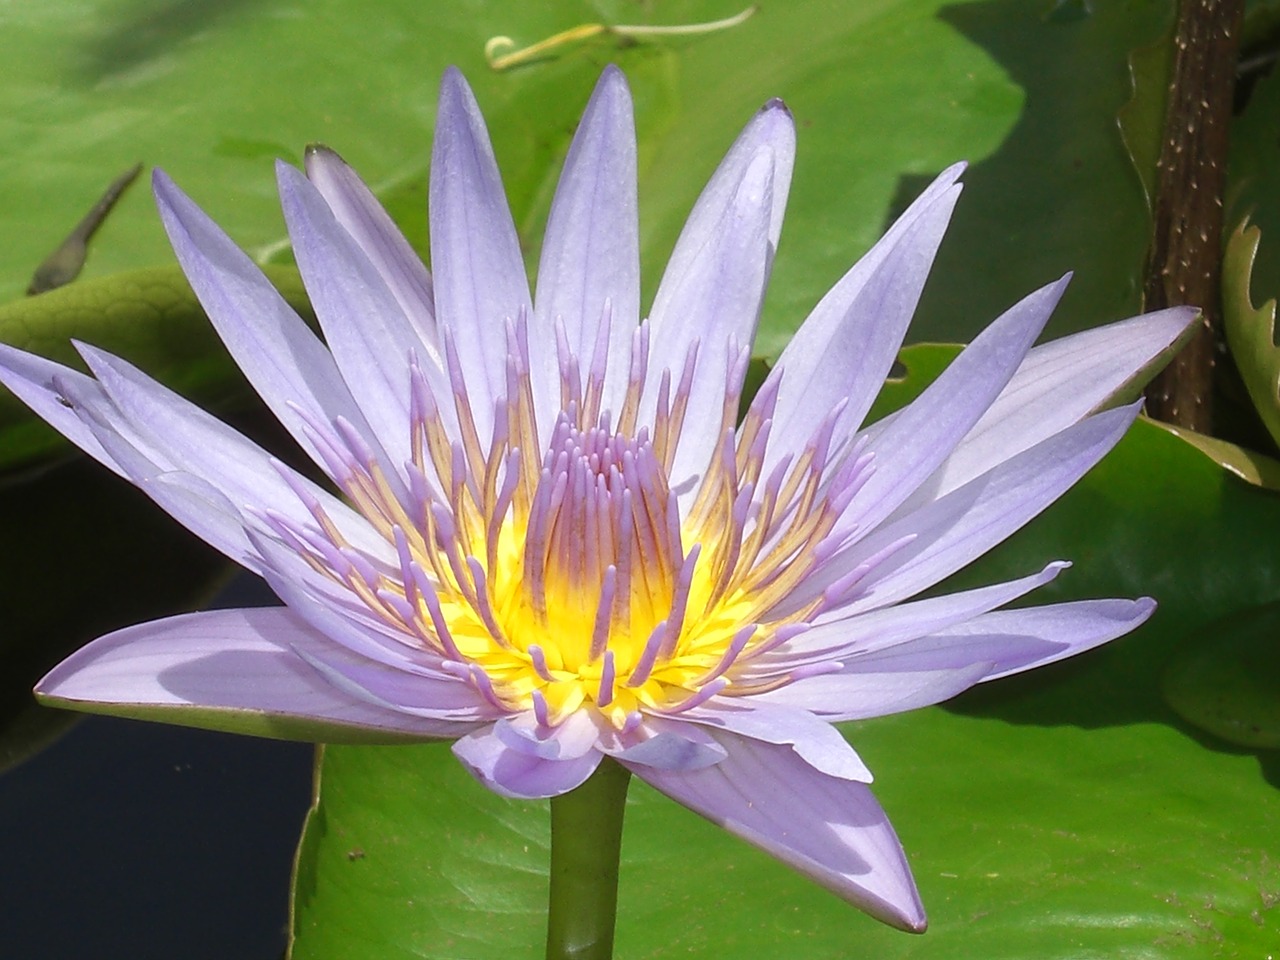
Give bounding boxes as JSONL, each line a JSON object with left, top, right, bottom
{"left": 1, "top": 66, "right": 1194, "bottom": 933}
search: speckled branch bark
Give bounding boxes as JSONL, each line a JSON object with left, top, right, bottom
{"left": 1141, "top": 0, "right": 1243, "bottom": 430}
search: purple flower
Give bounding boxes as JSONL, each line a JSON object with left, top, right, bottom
{"left": 1, "top": 67, "right": 1194, "bottom": 931}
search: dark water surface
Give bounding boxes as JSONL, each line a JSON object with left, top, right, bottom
{"left": 0, "top": 576, "right": 314, "bottom": 960}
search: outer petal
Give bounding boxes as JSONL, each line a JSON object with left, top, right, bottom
{"left": 277, "top": 160, "right": 444, "bottom": 477}
{"left": 831, "top": 276, "right": 1067, "bottom": 539}
{"left": 74, "top": 342, "right": 390, "bottom": 561}
{"left": 630, "top": 731, "right": 925, "bottom": 932}
{"left": 533, "top": 65, "right": 639, "bottom": 426}
{"left": 494, "top": 710, "right": 601, "bottom": 760}
{"left": 304, "top": 145, "right": 438, "bottom": 349}
{"left": 652, "top": 98, "right": 795, "bottom": 296}
{"left": 758, "top": 598, "right": 1155, "bottom": 721}
{"left": 0, "top": 345, "right": 117, "bottom": 469}
{"left": 646, "top": 150, "right": 778, "bottom": 497}
{"left": 453, "top": 719, "right": 603, "bottom": 799}
{"left": 904, "top": 306, "right": 1200, "bottom": 505}
{"left": 152, "top": 170, "right": 396, "bottom": 483}
{"left": 429, "top": 67, "right": 533, "bottom": 443}
{"left": 35, "top": 608, "right": 479, "bottom": 742}
{"left": 764, "top": 561, "right": 1068, "bottom": 667}
{"left": 783, "top": 403, "right": 1141, "bottom": 616}
{"left": 246, "top": 529, "right": 458, "bottom": 676}
{"left": 759, "top": 164, "right": 963, "bottom": 477}
{"left": 645, "top": 99, "right": 795, "bottom": 496}
{"left": 854, "top": 596, "right": 1157, "bottom": 681}
{"left": 753, "top": 662, "right": 994, "bottom": 722}
{"left": 44, "top": 365, "right": 265, "bottom": 568}
{"left": 292, "top": 641, "right": 496, "bottom": 720}
{"left": 598, "top": 717, "right": 727, "bottom": 771}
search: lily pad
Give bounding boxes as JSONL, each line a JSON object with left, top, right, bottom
{"left": 1163, "top": 602, "right": 1280, "bottom": 750}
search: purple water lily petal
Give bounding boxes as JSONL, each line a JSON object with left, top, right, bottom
{"left": 277, "top": 160, "right": 438, "bottom": 478}
{"left": 153, "top": 171, "right": 397, "bottom": 485}
{"left": 599, "top": 718, "right": 728, "bottom": 771}
{"left": 304, "top": 145, "right": 438, "bottom": 347}
{"left": 646, "top": 150, "right": 778, "bottom": 498}
{"left": 834, "top": 277, "right": 1066, "bottom": 541}
{"left": 454, "top": 722, "right": 603, "bottom": 799}
{"left": 754, "top": 661, "right": 993, "bottom": 722}
{"left": 429, "top": 67, "right": 533, "bottom": 441}
{"left": 37, "top": 608, "right": 480, "bottom": 741}
{"left": 0, "top": 344, "right": 117, "bottom": 469}
{"left": 787, "top": 403, "right": 1142, "bottom": 617}
{"left": 534, "top": 65, "right": 640, "bottom": 428}
{"left": 74, "top": 342, "right": 388, "bottom": 559}
{"left": 631, "top": 732, "right": 925, "bottom": 932}
{"left": 910, "top": 305, "right": 1200, "bottom": 504}
{"left": 682, "top": 699, "right": 874, "bottom": 781}
{"left": 759, "top": 165, "right": 962, "bottom": 479}
{"left": 771, "top": 561, "right": 1068, "bottom": 666}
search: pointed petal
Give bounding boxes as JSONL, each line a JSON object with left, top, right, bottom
{"left": 654, "top": 99, "right": 795, "bottom": 297}
{"left": 631, "top": 732, "right": 925, "bottom": 932}
{"left": 277, "top": 160, "right": 446, "bottom": 477}
{"left": 914, "top": 306, "right": 1200, "bottom": 502}
{"left": 0, "top": 344, "right": 117, "bottom": 470}
{"left": 245, "top": 529, "right": 457, "bottom": 675}
{"left": 760, "top": 598, "right": 1154, "bottom": 721}
{"left": 788, "top": 403, "right": 1141, "bottom": 616}
{"left": 494, "top": 710, "right": 601, "bottom": 760}
{"left": 883, "top": 596, "right": 1157, "bottom": 681}
{"left": 647, "top": 150, "right": 778, "bottom": 495}
{"left": 754, "top": 662, "right": 993, "bottom": 722}
{"left": 74, "top": 342, "right": 389, "bottom": 560}
{"left": 761, "top": 165, "right": 963, "bottom": 475}
{"left": 45, "top": 366, "right": 264, "bottom": 566}
{"left": 644, "top": 100, "right": 794, "bottom": 496}
{"left": 35, "top": 608, "right": 477, "bottom": 742}
{"left": 836, "top": 276, "right": 1068, "bottom": 537}
{"left": 769, "top": 561, "right": 1068, "bottom": 667}
{"left": 291, "top": 640, "right": 494, "bottom": 718}
{"left": 534, "top": 65, "right": 639, "bottom": 423}
{"left": 153, "top": 170, "right": 398, "bottom": 483}
{"left": 429, "top": 67, "right": 533, "bottom": 440}
{"left": 304, "top": 144, "right": 438, "bottom": 347}
{"left": 600, "top": 717, "right": 727, "bottom": 771}
{"left": 453, "top": 722, "right": 602, "bottom": 799}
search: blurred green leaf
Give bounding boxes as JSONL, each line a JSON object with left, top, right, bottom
{"left": 3, "top": 0, "right": 1171, "bottom": 368}
{"left": 1223, "top": 219, "right": 1280, "bottom": 450}
{"left": 1116, "top": 14, "right": 1173, "bottom": 210}
{"left": 0, "top": 265, "right": 310, "bottom": 469}
{"left": 291, "top": 346, "right": 1280, "bottom": 957}
{"left": 1152, "top": 417, "right": 1280, "bottom": 490}
{"left": 1228, "top": 48, "right": 1280, "bottom": 333}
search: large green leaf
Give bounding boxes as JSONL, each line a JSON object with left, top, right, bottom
{"left": 2, "top": 0, "right": 1168, "bottom": 368}
{"left": 290, "top": 349, "right": 1280, "bottom": 957}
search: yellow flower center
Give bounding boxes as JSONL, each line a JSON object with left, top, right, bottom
{"left": 291, "top": 328, "right": 844, "bottom": 729}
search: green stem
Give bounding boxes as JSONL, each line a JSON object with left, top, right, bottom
{"left": 545, "top": 758, "right": 632, "bottom": 960}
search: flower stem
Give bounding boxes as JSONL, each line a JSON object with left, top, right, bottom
{"left": 545, "top": 759, "right": 632, "bottom": 960}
